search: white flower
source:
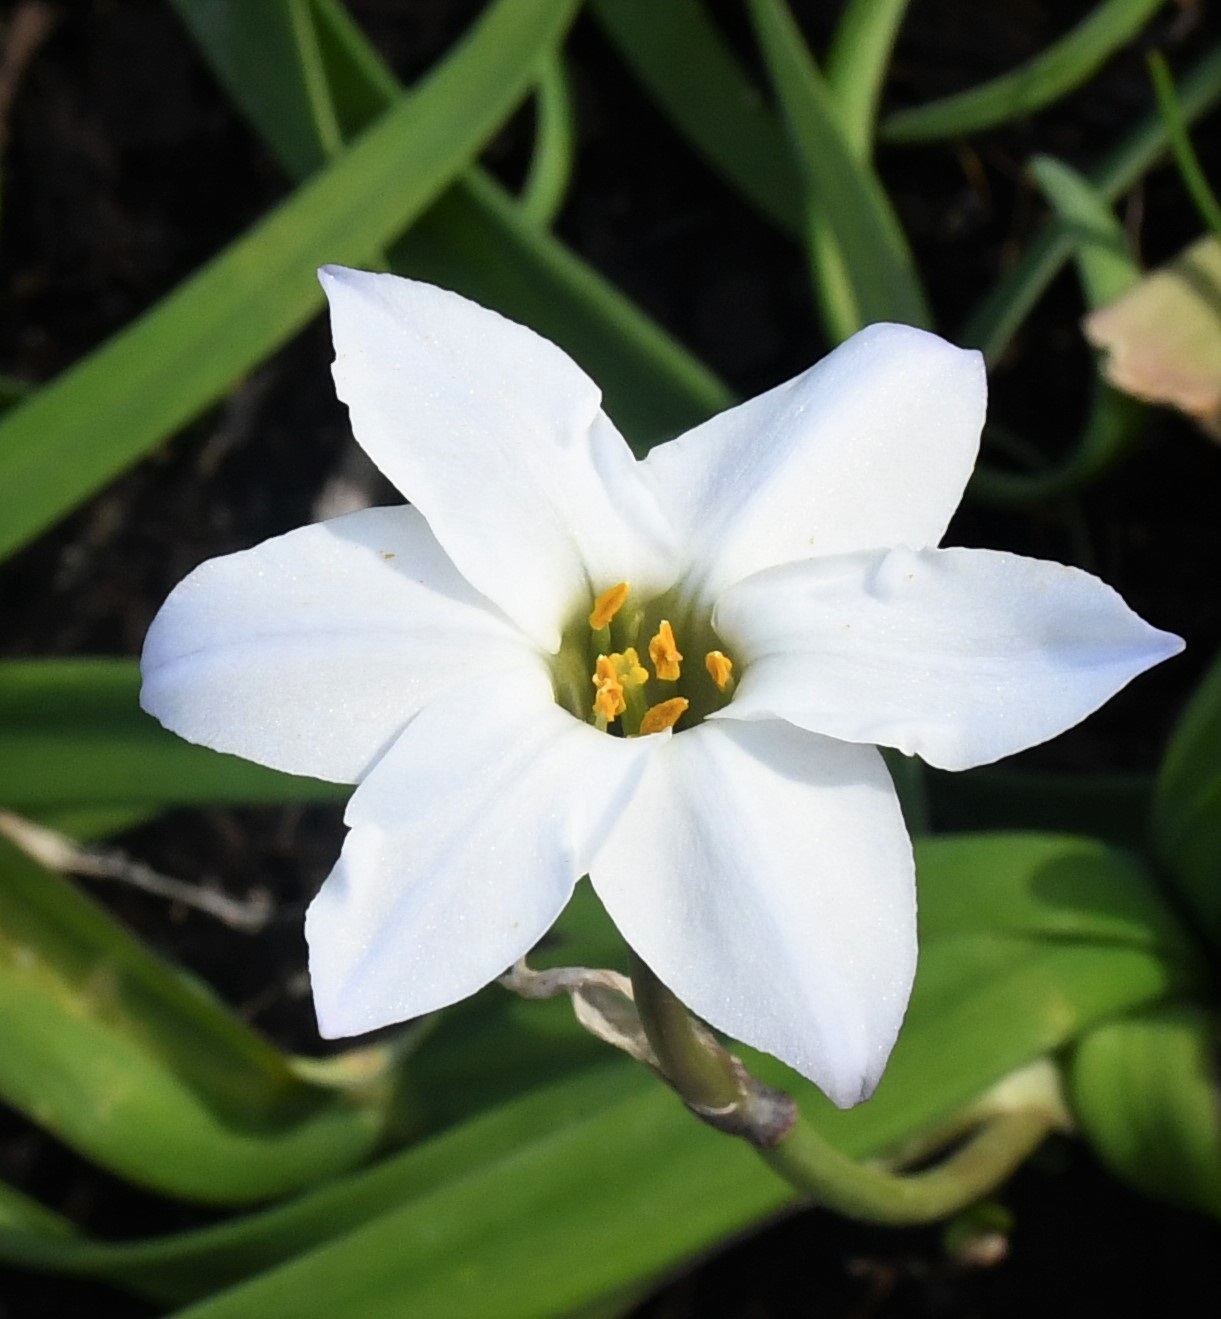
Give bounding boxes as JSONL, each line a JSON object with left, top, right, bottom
{"left": 140, "top": 267, "right": 1181, "bottom": 1108}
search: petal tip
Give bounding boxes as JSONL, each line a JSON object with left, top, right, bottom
{"left": 318, "top": 262, "right": 360, "bottom": 287}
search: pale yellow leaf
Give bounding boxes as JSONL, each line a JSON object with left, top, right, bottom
{"left": 1084, "top": 234, "right": 1221, "bottom": 439}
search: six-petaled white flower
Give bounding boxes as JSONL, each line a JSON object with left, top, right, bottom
{"left": 140, "top": 267, "right": 1181, "bottom": 1108}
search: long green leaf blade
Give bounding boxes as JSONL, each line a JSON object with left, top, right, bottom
{"left": 1028, "top": 154, "right": 1140, "bottom": 308}
{"left": 1152, "top": 646, "right": 1221, "bottom": 945}
{"left": 0, "top": 0, "right": 579, "bottom": 563}
{"left": 748, "top": 0, "right": 930, "bottom": 339}
{"left": 962, "top": 42, "right": 1221, "bottom": 361}
{"left": 882, "top": 0, "right": 1168, "bottom": 142}
{"left": 825, "top": 0, "right": 911, "bottom": 158}
{"left": 0, "top": 838, "right": 396, "bottom": 1203}
{"left": 178, "top": 0, "right": 731, "bottom": 451}
{"left": 1068, "top": 1004, "right": 1221, "bottom": 1218}
{"left": 0, "top": 660, "right": 342, "bottom": 808}
{"left": 518, "top": 56, "right": 576, "bottom": 227}
{"left": 0, "top": 834, "right": 1194, "bottom": 1307}
{"left": 969, "top": 154, "right": 1146, "bottom": 502}
{"left": 1148, "top": 50, "right": 1221, "bottom": 238}
{"left": 589, "top": 0, "right": 803, "bottom": 234}
{"left": 0, "top": 1064, "right": 651, "bottom": 1304}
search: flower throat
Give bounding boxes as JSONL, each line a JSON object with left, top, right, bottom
{"left": 553, "top": 581, "right": 736, "bottom": 737}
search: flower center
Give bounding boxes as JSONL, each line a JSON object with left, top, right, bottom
{"left": 552, "top": 582, "right": 736, "bottom": 736}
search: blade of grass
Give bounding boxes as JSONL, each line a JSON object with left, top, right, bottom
{"left": 179, "top": 0, "right": 733, "bottom": 449}
{"left": 519, "top": 55, "right": 575, "bottom": 226}
{"left": 747, "top": 0, "right": 930, "bottom": 339}
{"left": 165, "top": 0, "right": 340, "bottom": 178}
{"left": 962, "top": 42, "right": 1221, "bottom": 361}
{"left": 589, "top": 0, "right": 803, "bottom": 235}
{"left": 0, "top": 834, "right": 1195, "bottom": 1305}
{"left": 825, "top": 0, "right": 911, "bottom": 159}
{"left": 391, "top": 173, "right": 734, "bottom": 447}
{"left": 0, "top": 1063, "right": 651, "bottom": 1305}
{"left": 1148, "top": 50, "right": 1221, "bottom": 237}
{"left": 0, "top": 837, "right": 402, "bottom": 1204}
{"left": 1028, "top": 154, "right": 1142, "bottom": 307}
{"left": 0, "top": 660, "right": 344, "bottom": 809}
{"left": 971, "top": 154, "right": 1146, "bottom": 501}
{"left": 882, "top": 0, "right": 1168, "bottom": 142}
{"left": 286, "top": 0, "right": 344, "bottom": 159}
{"left": 0, "top": 0, "right": 580, "bottom": 563}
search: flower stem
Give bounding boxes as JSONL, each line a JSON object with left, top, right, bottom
{"left": 628, "top": 951, "right": 796, "bottom": 1144}
{"left": 758, "top": 1108, "right": 1051, "bottom": 1225}
{"left": 627, "top": 951, "right": 1055, "bottom": 1225}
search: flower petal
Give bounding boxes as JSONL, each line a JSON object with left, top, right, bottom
{"left": 643, "top": 323, "right": 985, "bottom": 612}
{"left": 714, "top": 546, "right": 1184, "bottom": 771}
{"left": 306, "top": 665, "right": 661, "bottom": 1037}
{"left": 141, "top": 506, "right": 531, "bottom": 783}
{"left": 320, "top": 266, "right": 679, "bottom": 649}
{"left": 590, "top": 720, "right": 915, "bottom": 1108}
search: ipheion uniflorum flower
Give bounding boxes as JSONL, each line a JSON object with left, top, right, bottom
{"left": 141, "top": 267, "right": 1182, "bottom": 1108}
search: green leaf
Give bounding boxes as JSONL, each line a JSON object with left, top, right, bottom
{"left": 913, "top": 833, "right": 1192, "bottom": 955}
{"left": 754, "top": 831, "right": 1202, "bottom": 1155}
{"left": 589, "top": 0, "right": 803, "bottom": 234}
{"left": 178, "top": 0, "right": 732, "bottom": 452}
{"left": 0, "top": 372, "right": 30, "bottom": 412}
{"left": 962, "top": 42, "right": 1221, "bottom": 362}
{"left": 394, "top": 173, "right": 733, "bottom": 451}
{"left": 0, "top": 1063, "right": 653, "bottom": 1305}
{"left": 1148, "top": 51, "right": 1221, "bottom": 239}
{"left": 1152, "top": 646, "right": 1221, "bottom": 944}
{"left": 824, "top": 0, "right": 911, "bottom": 159}
{"left": 0, "top": 838, "right": 399, "bottom": 1204}
{"left": 168, "top": 0, "right": 342, "bottom": 175}
{"left": 0, "top": 0, "right": 581, "bottom": 563}
{"left": 519, "top": 56, "right": 576, "bottom": 227}
{"left": 123, "top": 1081, "right": 793, "bottom": 1319}
{"left": 0, "top": 837, "right": 1198, "bottom": 1307}
{"left": 0, "top": 660, "right": 343, "bottom": 809}
{"left": 1068, "top": 1004, "right": 1221, "bottom": 1217}
{"left": 747, "top": 0, "right": 930, "bottom": 340}
{"left": 881, "top": 0, "right": 1168, "bottom": 142}
{"left": 969, "top": 154, "right": 1146, "bottom": 502}
{"left": 1028, "top": 154, "right": 1141, "bottom": 307}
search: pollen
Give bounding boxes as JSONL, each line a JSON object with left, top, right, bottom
{"left": 589, "top": 581, "right": 630, "bottom": 630}
{"left": 640, "top": 696, "right": 688, "bottom": 736}
{"left": 592, "top": 655, "right": 627, "bottom": 720}
{"left": 615, "top": 647, "right": 649, "bottom": 690}
{"left": 648, "top": 620, "right": 683, "bottom": 681}
{"left": 705, "top": 650, "right": 734, "bottom": 692}
{"left": 591, "top": 649, "right": 648, "bottom": 721}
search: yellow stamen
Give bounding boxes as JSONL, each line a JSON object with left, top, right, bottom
{"left": 589, "top": 582, "right": 630, "bottom": 630}
{"left": 592, "top": 655, "right": 626, "bottom": 720}
{"left": 648, "top": 619, "right": 683, "bottom": 681}
{"left": 705, "top": 650, "right": 734, "bottom": 692}
{"left": 616, "top": 647, "right": 649, "bottom": 691}
{"left": 640, "top": 696, "right": 688, "bottom": 736}
{"left": 591, "top": 649, "right": 648, "bottom": 722}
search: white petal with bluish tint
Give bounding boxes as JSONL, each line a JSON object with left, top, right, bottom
{"left": 643, "top": 323, "right": 986, "bottom": 612}
{"left": 590, "top": 719, "right": 915, "bottom": 1108}
{"left": 714, "top": 546, "right": 1184, "bottom": 771}
{"left": 320, "top": 266, "right": 679, "bottom": 650}
{"left": 306, "top": 665, "right": 662, "bottom": 1037}
{"left": 141, "top": 506, "right": 530, "bottom": 783}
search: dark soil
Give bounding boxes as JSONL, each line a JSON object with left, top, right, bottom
{"left": 1, "top": 1, "right": 1219, "bottom": 1315}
